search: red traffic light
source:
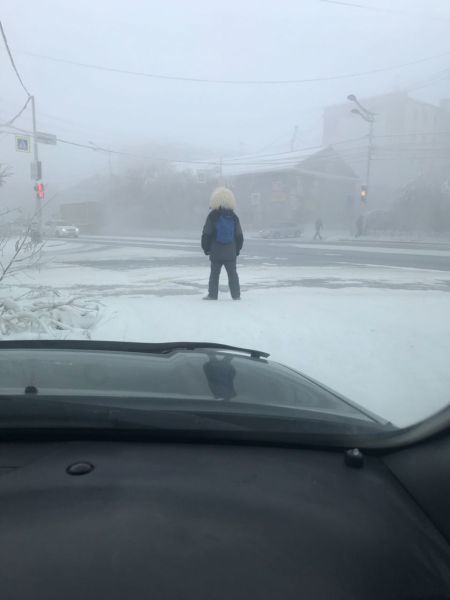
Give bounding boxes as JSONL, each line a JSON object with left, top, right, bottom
{"left": 35, "top": 182, "right": 45, "bottom": 199}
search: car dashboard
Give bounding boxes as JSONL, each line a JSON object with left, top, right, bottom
{"left": 0, "top": 435, "right": 449, "bottom": 600}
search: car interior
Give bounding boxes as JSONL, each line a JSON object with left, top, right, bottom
{"left": 0, "top": 408, "right": 449, "bottom": 600}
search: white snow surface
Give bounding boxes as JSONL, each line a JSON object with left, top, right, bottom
{"left": 2, "top": 237, "right": 450, "bottom": 428}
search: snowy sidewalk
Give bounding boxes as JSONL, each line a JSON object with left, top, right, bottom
{"left": 1, "top": 237, "right": 449, "bottom": 428}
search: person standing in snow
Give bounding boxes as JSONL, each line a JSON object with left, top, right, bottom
{"left": 201, "top": 187, "right": 244, "bottom": 301}
{"left": 313, "top": 217, "right": 323, "bottom": 240}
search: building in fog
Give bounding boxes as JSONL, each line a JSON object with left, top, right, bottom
{"left": 227, "top": 147, "right": 359, "bottom": 230}
{"left": 55, "top": 165, "right": 211, "bottom": 234}
{"left": 323, "top": 92, "right": 450, "bottom": 207}
{"left": 53, "top": 174, "right": 107, "bottom": 233}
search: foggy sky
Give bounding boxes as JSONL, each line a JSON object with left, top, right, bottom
{"left": 1, "top": 0, "right": 450, "bottom": 198}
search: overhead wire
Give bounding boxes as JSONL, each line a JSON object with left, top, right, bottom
{"left": 0, "top": 21, "right": 31, "bottom": 97}
{"left": 0, "top": 125, "right": 365, "bottom": 169}
{"left": 319, "top": 0, "right": 450, "bottom": 21}
{"left": 219, "top": 135, "right": 367, "bottom": 163}
{"left": 375, "top": 130, "right": 450, "bottom": 139}
{"left": 0, "top": 20, "right": 33, "bottom": 145}
{"left": 2, "top": 122, "right": 449, "bottom": 169}
{"left": 0, "top": 96, "right": 31, "bottom": 127}
{"left": 0, "top": 126, "right": 220, "bottom": 166}
{"left": 17, "top": 48, "right": 450, "bottom": 85}
{"left": 36, "top": 111, "right": 116, "bottom": 137}
{"left": 404, "top": 67, "right": 450, "bottom": 93}
{"left": 2, "top": 123, "right": 370, "bottom": 167}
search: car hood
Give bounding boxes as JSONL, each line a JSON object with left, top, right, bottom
{"left": 0, "top": 340, "right": 386, "bottom": 416}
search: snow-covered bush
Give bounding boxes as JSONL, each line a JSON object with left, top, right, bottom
{"left": 0, "top": 288, "right": 102, "bottom": 338}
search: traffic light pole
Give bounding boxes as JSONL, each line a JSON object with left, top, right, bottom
{"left": 347, "top": 94, "right": 376, "bottom": 205}
{"left": 30, "top": 95, "right": 42, "bottom": 235}
{"left": 365, "top": 119, "right": 374, "bottom": 195}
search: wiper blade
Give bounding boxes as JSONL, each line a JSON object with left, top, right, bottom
{"left": 0, "top": 340, "right": 269, "bottom": 359}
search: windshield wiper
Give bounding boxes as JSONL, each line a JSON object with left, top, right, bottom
{"left": 0, "top": 340, "right": 269, "bottom": 359}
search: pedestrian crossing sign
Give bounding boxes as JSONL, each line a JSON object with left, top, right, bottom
{"left": 15, "top": 135, "right": 31, "bottom": 153}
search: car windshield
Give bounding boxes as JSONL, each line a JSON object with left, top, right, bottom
{"left": 0, "top": 1, "right": 449, "bottom": 439}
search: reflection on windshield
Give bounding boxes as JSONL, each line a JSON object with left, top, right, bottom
{"left": 0, "top": 348, "right": 375, "bottom": 423}
{"left": 203, "top": 354, "right": 237, "bottom": 401}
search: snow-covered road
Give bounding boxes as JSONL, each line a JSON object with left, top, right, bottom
{"left": 2, "top": 235, "right": 450, "bottom": 427}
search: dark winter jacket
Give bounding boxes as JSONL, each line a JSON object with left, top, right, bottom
{"left": 201, "top": 208, "right": 244, "bottom": 262}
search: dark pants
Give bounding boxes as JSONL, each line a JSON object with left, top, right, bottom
{"left": 313, "top": 231, "right": 322, "bottom": 240}
{"left": 209, "top": 260, "right": 240, "bottom": 299}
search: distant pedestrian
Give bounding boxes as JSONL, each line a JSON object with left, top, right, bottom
{"left": 313, "top": 217, "right": 323, "bottom": 240}
{"left": 355, "top": 215, "right": 364, "bottom": 238}
{"left": 201, "top": 187, "right": 244, "bottom": 300}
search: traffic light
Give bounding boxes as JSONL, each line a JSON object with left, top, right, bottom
{"left": 360, "top": 185, "right": 367, "bottom": 202}
{"left": 35, "top": 182, "right": 45, "bottom": 199}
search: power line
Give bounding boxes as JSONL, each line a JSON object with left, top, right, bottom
{"left": 0, "top": 126, "right": 220, "bottom": 166}
{"left": 3, "top": 121, "right": 448, "bottom": 170}
{"left": 320, "top": 0, "right": 450, "bottom": 21}
{"left": 0, "top": 124, "right": 367, "bottom": 169}
{"left": 17, "top": 48, "right": 450, "bottom": 85}
{"left": 0, "top": 21, "right": 31, "bottom": 96}
{"left": 371, "top": 155, "right": 450, "bottom": 162}
{"left": 255, "top": 131, "right": 295, "bottom": 154}
{"left": 222, "top": 143, "right": 450, "bottom": 168}
{"left": 222, "top": 135, "right": 366, "bottom": 162}
{"left": 374, "top": 147, "right": 450, "bottom": 154}
{"left": 222, "top": 147, "right": 368, "bottom": 167}
{"left": 321, "top": 0, "right": 403, "bottom": 13}
{"left": 36, "top": 111, "right": 115, "bottom": 136}
{"left": 405, "top": 68, "right": 450, "bottom": 92}
{"left": 0, "top": 96, "right": 31, "bottom": 127}
{"left": 374, "top": 130, "right": 450, "bottom": 139}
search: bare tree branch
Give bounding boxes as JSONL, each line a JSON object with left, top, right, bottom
{"left": 0, "top": 163, "right": 13, "bottom": 187}
{"left": 0, "top": 214, "right": 46, "bottom": 284}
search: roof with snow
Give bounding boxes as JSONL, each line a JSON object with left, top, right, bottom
{"left": 222, "top": 146, "right": 359, "bottom": 182}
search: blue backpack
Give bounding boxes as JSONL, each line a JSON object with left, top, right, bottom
{"left": 216, "top": 214, "right": 235, "bottom": 244}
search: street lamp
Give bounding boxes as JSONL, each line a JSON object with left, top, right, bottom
{"left": 347, "top": 94, "right": 376, "bottom": 201}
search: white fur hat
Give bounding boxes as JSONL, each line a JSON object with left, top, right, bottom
{"left": 209, "top": 187, "right": 236, "bottom": 210}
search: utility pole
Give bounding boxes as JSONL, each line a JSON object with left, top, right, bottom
{"left": 30, "top": 95, "right": 43, "bottom": 235}
{"left": 365, "top": 118, "right": 374, "bottom": 191}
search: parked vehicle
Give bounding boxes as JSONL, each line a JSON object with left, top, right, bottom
{"left": 44, "top": 220, "right": 80, "bottom": 238}
{"left": 260, "top": 222, "right": 302, "bottom": 239}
